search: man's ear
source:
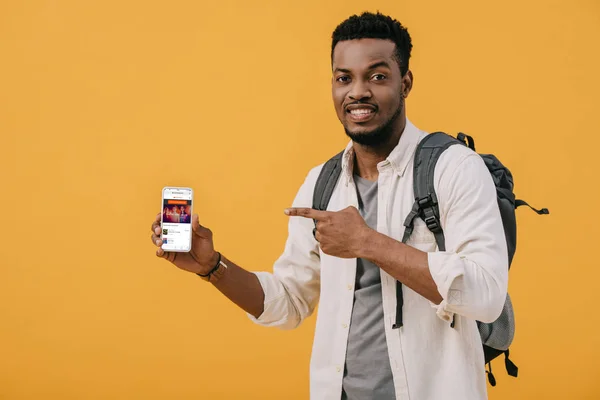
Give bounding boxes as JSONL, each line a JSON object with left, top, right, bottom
{"left": 402, "top": 70, "right": 414, "bottom": 98}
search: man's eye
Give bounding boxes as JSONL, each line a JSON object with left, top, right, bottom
{"left": 372, "top": 74, "right": 386, "bottom": 81}
{"left": 336, "top": 76, "right": 350, "bottom": 83}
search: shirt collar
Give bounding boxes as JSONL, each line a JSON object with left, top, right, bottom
{"left": 340, "top": 118, "right": 423, "bottom": 185}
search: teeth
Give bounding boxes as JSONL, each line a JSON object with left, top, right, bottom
{"left": 350, "top": 109, "right": 373, "bottom": 115}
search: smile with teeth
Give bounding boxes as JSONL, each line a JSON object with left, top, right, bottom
{"left": 347, "top": 107, "right": 376, "bottom": 121}
{"left": 349, "top": 109, "right": 373, "bottom": 115}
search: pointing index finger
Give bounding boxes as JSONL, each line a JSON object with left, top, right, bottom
{"left": 284, "top": 207, "right": 329, "bottom": 220}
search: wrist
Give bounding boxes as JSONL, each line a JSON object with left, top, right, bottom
{"left": 357, "top": 227, "right": 378, "bottom": 259}
{"left": 197, "top": 251, "right": 227, "bottom": 282}
{"left": 205, "top": 251, "right": 220, "bottom": 272}
{"left": 196, "top": 251, "right": 219, "bottom": 275}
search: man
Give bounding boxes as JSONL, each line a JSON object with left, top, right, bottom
{"left": 150, "top": 11, "right": 508, "bottom": 400}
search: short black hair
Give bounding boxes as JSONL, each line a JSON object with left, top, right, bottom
{"left": 331, "top": 11, "right": 413, "bottom": 76}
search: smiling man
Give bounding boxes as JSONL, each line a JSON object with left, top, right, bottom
{"left": 151, "top": 11, "right": 508, "bottom": 400}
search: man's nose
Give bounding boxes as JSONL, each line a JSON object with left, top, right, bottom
{"left": 348, "top": 80, "right": 372, "bottom": 101}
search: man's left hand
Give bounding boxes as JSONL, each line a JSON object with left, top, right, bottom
{"left": 284, "top": 206, "right": 371, "bottom": 259}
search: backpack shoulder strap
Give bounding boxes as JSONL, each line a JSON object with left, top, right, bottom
{"left": 394, "top": 132, "right": 464, "bottom": 329}
{"left": 312, "top": 150, "right": 344, "bottom": 226}
{"left": 402, "top": 132, "right": 464, "bottom": 251}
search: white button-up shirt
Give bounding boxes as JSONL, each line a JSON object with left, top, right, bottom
{"left": 248, "top": 119, "right": 508, "bottom": 400}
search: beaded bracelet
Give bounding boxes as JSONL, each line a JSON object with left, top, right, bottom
{"left": 196, "top": 252, "right": 222, "bottom": 280}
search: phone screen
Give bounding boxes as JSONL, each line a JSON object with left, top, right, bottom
{"left": 161, "top": 187, "right": 193, "bottom": 252}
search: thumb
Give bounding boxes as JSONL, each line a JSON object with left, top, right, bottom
{"left": 344, "top": 205, "right": 360, "bottom": 214}
{"left": 192, "top": 214, "right": 213, "bottom": 239}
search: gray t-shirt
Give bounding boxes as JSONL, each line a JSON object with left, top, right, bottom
{"left": 341, "top": 175, "right": 395, "bottom": 400}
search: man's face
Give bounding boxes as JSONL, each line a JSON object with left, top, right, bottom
{"left": 331, "top": 39, "right": 410, "bottom": 146}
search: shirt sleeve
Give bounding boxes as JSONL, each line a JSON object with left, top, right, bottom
{"left": 427, "top": 150, "right": 509, "bottom": 323}
{"left": 246, "top": 167, "right": 322, "bottom": 330}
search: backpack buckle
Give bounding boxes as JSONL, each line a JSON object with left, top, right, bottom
{"left": 425, "top": 215, "right": 441, "bottom": 232}
{"left": 417, "top": 195, "right": 435, "bottom": 209}
{"left": 417, "top": 195, "right": 442, "bottom": 233}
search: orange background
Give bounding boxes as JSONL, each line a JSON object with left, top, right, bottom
{"left": 1, "top": 1, "right": 598, "bottom": 399}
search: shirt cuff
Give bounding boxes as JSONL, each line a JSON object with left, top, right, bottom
{"left": 428, "top": 251, "right": 464, "bottom": 322}
{"left": 430, "top": 299, "right": 454, "bottom": 322}
{"left": 246, "top": 271, "right": 291, "bottom": 327}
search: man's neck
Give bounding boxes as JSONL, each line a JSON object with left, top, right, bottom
{"left": 352, "top": 117, "right": 406, "bottom": 182}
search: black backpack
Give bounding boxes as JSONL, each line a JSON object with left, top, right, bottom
{"left": 312, "top": 131, "right": 549, "bottom": 386}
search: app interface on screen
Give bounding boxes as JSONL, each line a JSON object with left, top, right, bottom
{"left": 161, "top": 188, "right": 192, "bottom": 251}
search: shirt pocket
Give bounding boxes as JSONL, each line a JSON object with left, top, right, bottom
{"left": 404, "top": 220, "right": 436, "bottom": 249}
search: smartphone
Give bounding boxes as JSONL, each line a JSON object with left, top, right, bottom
{"left": 160, "top": 186, "right": 193, "bottom": 252}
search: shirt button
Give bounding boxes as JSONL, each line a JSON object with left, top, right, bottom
{"left": 347, "top": 284, "right": 353, "bottom": 290}
{"left": 342, "top": 323, "right": 348, "bottom": 329}
{"left": 336, "top": 366, "right": 341, "bottom": 373}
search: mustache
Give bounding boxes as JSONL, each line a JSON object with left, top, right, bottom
{"left": 344, "top": 101, "right": 378, "bottom": 110}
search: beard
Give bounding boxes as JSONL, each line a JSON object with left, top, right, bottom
{"left": 344, "top": 97, "right": 404, "bottom": 147}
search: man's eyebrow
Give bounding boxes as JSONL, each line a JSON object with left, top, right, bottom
{"left": 367, "top": 61, "right": 392, "bottom": 70}
{"left": 333, "top": 61, "right": 392, "bottom": 74}
{"left": 334, "top": 67, "right": 351, "bottom": 74}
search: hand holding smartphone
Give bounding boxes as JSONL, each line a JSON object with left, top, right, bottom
{"left": 160, "top": 186, "right": 193, "bottom": 252}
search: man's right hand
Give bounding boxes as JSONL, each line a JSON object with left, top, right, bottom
{"left": 151, "top": 213, "right": 219, "bottom": 275}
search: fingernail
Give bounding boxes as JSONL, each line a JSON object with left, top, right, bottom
{"left": 284, "top": 209, "right": 290, "bottom": 215}
{"left": 156, "top": 240, "right": 161, "bottom": 246}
